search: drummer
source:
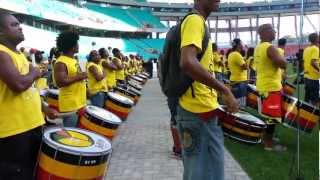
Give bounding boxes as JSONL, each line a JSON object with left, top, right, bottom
{"left": 112, "top": 48, "right": 125, "bottom": 86}
{"left": 303, "top": 33, "right": 319, "bottom": 107}
{"left": 87, "top": 50, "right": 108, "bottom": 108}
{"left": 99, "top": 48, "right": 117, "bottom": 91}
{"left": 0, "top": 12, "right": 58, "bottom": 180}
{"left": 255, "top": 24, "right": 287, "bottom": 151}
{"left": 54, "top": 31, "right": 87, "bottom": 127}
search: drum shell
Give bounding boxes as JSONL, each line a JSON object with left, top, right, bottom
{"left": 136, "top": 74, "right": 148, "bottom": 80}
{"left": 246, "top": 85, "right": 259, "bottom": 110}
{"left": 79, "top": 111, "right": 120, "bottom": 139}
{"left": 282, "top": 95, "right": 319, "bottom": 133}
{"left": 217, "top": 108, "right": 266, "bottom": 144}
{"left": 105, "top": 94, "right": 133, "bottom": 120}
{"left": 283, "top": 82, "right": 296, "bottom": 96}
{"left": 46, "top": 90, "right": 59, "bottom": 111}
{"left": 128, "top": 81, "right": 142, "bottom": 91}
{"left": 37, "top": 128, "right": 111, "bottom": 180}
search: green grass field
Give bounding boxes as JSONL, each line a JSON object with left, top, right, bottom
{"left": 224, "top": 63, "right": 319, "bottom": 180}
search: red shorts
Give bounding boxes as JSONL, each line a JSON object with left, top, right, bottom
{"left": 259, "top": 91, "right": 282, "bottom": 124}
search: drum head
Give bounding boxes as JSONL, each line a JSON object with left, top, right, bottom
{"left": 131, "top": 76, "right": 144, "bottom": 82}
{"left": 44, "top": 127, "right": 111, "bottom": 156}
{"left": 128, "top": 87, "right": 141, "bottom": 95}
{"left": 108, "top": 92, "right": 134, "bottom": 105}
{"left": 40, "top": 89, "right": 48, "bottom": 97}
{"left": 128, "top": 81, "right": 142, "bottom": 89}
{"left": 247, "top": 84, "right": 256, "bottom": 91}
{"left": 234, "top": 111, "right": 265, "bottom": 126}
{"left": 86, "top": 105, "right": 121, "bottom": 125}
{"left": 48, "top": 89, "right": 59, "bottom": 95}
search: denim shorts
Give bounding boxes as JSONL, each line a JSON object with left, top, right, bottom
{"left": 176, "top": 105, "right": 224, "bottom": 180}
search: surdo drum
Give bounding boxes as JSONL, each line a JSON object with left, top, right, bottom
{"left": 105, "top": 92, "right": 134, "bottom": 120}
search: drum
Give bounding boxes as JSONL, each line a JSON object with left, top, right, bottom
{"left": 114, "top": 86, "right": 137, "bottom": 103}
{"left": 130, "top": 76, "right": 145, "bottom": 85}
{"left": 105, "top": 92, "right": 134, "bottom": 120}
{"left": 141, "top": 72, "right": 150, "bottom": 77}
{"left": 128, "top": 80, "right": 143, "bottom": 91}
{"left": 136, "top": 74, "right": 148, "bottom": 81}
{"left": 79, "top": 106, "right": 122, "bottom": 139}
{"left": 37, "top": 127, "right": 111, "bottom": 180}
{"left": 127, "top": 87, "right": 141, "bottom": 103}
{"left": 217, "top": 107, "right": 266, "bottom": 144}
{"left": 282, "top": 95, "right": 319, "bottom": 133}
{"left": 45, "top": 89, "right": 59, "bottom": 111}
{"left": 283, "top": 82, "right": 296, "bottom": 96}
{"left": 246, "top": 84, "right": 259, "bottom": 110}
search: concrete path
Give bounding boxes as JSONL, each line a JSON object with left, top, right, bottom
{"left": 105, "top": 78, "right": 251, "bottom": 180}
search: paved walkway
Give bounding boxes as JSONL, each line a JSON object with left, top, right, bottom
{"left": 106, "top": 78, "right": 251, "bottom": 180}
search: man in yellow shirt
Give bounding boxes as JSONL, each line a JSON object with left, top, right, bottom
{"left": 228, "top": 38, "right": 248, "bottom": 106}
{"left": 87, "top": 50, "right": 107, "bottom": 107}
{"left": 255, "top": 24, "right": 287, "bottom": 151}
{"left": 177, "top": 0, "right": 239, "bottom": 179}
{"left": 54, "top": 31, "right": 87, "bottom": 127}
{"left": 112, "top": 48, "right": 125, "bottom": 85}
{"left": 0, "top": 12, "right": 58, "bottom": 180}
{"left": 212, "top": 43, "right": 223, "bottom": 82}
{"left": 303, "top": 33, "right": 319, "bottom": 106}
{"left": 99, "top": 48, "right": 117, "bottom": 90}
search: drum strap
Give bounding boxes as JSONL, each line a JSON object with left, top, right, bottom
{"left": 197, "top": 109, "right": 221, "bottom": 123}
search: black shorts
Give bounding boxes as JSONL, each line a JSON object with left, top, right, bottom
{"left": 0, "top": 126, "right": 42, "bottom": 180}
{"left": 304, "top": 78, "right": 320, "bottom": 103}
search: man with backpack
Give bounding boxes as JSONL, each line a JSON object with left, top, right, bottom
{"left": 159, "top": 0, "right": 239, "bottom": 179}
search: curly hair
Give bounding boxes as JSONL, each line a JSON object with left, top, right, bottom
{"left": 56, "top": 31, "right": 79, "bottom": 54}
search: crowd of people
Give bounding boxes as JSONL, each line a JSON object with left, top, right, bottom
{"left": 0, "top": 11, "right": 146, "bottom": 180}
{"left": 0, "top": 0, "right": 319, "bottom": 179}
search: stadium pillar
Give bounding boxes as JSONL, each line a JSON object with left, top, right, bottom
{"left": 294, "top": 15, "right": 299, "bottom": 39}
{"left": 277, "top": 13, "right": 281, "bottom": 41}
{"left": 235, "top": 16, "right": 239, "bottom": 38}
{"left": 249, "top": 18, "right": 253, "bottom": 45}
{"left": 215, "top": 16, "right": 218, "bottom": 44}
{"left": 228, "top": 19, "right": 232, "bottom": 43}
{"left": 255, "top": 15, "right": 259, "bottom": 45}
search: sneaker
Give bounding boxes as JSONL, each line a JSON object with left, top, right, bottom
{"left": 264, "top": 144, "right": 287, "bottom": 152}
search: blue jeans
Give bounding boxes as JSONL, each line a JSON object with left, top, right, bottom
{"left": 63, "top": 113, "right": 78, "bottom": 127}
{"left": 231, "top": 81, "right": 248, "bottom": 106}
{"left": 90, "top": 92, "right": 106, "bottom": 108}
{"left": 176, "top": 105, "right": 224, "bottom": 180}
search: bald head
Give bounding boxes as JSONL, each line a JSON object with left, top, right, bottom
{"left": 258, "top": 24, "right": 276, "bottom": 42}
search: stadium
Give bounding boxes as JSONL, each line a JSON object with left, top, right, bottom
{"left": 0, "top": 0, "right": 319, "bottom": 180}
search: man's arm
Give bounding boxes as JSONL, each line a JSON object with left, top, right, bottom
{"left": 267, "top": 46, "right": 287, "bottom": 69}
{"left": 54, "top": 62, "right": 87, "bottom": 88}
{"left": 88, "top": 65, "right": 105, "bottom": 81}
{"left": 0, "top": 51, "right": 41, "bottom": 93}
{"left": 311, "top": 59, "right": 320, "bottom": 72}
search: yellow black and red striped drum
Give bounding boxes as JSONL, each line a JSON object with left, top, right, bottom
{"left": 136, "top": 73, "right": 148, "bottom": 80}
{"left": 128, "top": 80, "right": 143, "bottom": 91}
{"left": 282, "top": 95, "right": 319, "bottom": 133}
{"left": 130, "top": 76, "right": 145, "bottom": 85}
{"left": 127, "top": 86, "right": 141, "bottom": 103}
{"left": 79, "top": 106, "right": 122, "bottom": 139}
{"left": 217, "top": 107, "right": 266, "bottom": 144}
{"left": 283, "top": 82, "right": 296, "bottom": 96}
{"left": 105, "top": 92, "right": 134, "bottom": 120}
{"left": 45, "top": 89, "right": 59, "bottom": 111}
{"left": 246, "top": 84, "right": 259, "bottom": 110}
{"left": 141, "top": 72, "right": 149, "bottom": 77}
{"left": 114, "top": 86, "right": 137, "bottom": 103}
{"left": 37, "top": 127, "right": 111, "bottom": 180}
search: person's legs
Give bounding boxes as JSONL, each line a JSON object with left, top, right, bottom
{"left": 305, "top": 79, "right": 320, "bottom": 106}
{"left": 167, "top": 97, "right": 181, "bottom": 156}
{"left": 90, "top": 92, "right": 105, "bottom": 108}
{"left": 0, "top": 127, "right": 42, "bottom": 180}
{"left": 231, "top": 82, "right": 247, "bottom": 106}
{"left": 63, "top": 113, "right": 78, "bottom": 127}
{"left": 177, "top": 106, "right": 224, "bottom": 180}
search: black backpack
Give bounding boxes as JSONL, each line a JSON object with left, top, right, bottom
{"left": 159, "top": 12, "right": 210, "bottom": 98}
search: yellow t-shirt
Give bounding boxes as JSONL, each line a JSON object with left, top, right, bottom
{"left": 87, "top": 62, "right": 107, "bottom": 95}
{"left": 114, "top": 57, "right": 125, "bottom": 81}
{"left": 303, "top": 45, "right": 320, "bottom": 80}
{"left": 277, "top": 48, "right": 285, "bottom": 57}
{"left": 100, "top": 59, "right": 117, "bottom": 89}
{"left": 247, "top": 56, "right": 255, "bottom": 71}
{"left": 35, "top": 64, "right": 48, "bottom": 91}
{"left": 55, "top": 55, "right": 86, "bottom": 112}
{"left": 228, "top": 51, "right": 247, "bottom": 82}
{"left": 213, "top": 52, "right": 222, "bottom": 73}
{"left": 0, "top": 44, "right": 44, "bottom": 138}
{"left": 179, "top": 14, "right": 219, "bottom": 113}
{"left": 255, "top": 42, "right": 282, "bottom": 92}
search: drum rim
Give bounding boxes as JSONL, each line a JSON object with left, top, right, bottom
{"left": 85, "top": 105, "right": 122, "bottom": 125}
{"left": 219, "top": 106, "right": 266, "bottom": 126}
{"left": 43, "top": 127, "right": 112, "bottom": 156}
{"left": 107, "top": 92, "right": 134, "bottom": 105}
{"left": 131, "top": 76, "right": 144, "bottom": 81}
{"left": 114, "top": 87, "right": 137, "bottom": 97}
{"left": 128, "top": 81, "right": 142, "bottom": 89}
{"left": 47, "top": 89, "right": 59, "bottom": 95}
